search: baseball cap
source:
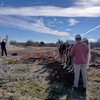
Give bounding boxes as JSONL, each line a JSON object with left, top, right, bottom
{"left": 75, "top": 34, "right": 81, "bottom": 39}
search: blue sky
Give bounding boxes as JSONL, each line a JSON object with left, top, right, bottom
{"left": 0, "top": 0, "right": 100, "bottom": 43}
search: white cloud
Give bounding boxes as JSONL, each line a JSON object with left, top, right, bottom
{"left": 47, "top": 19, "right": 56, "bottom": 27}
{"left": 0, "top": 16, "right": 70, "bottom": 36}
{"left": 58, "top": 21, "right": 63, "bottom": 24}
{"left": 54, "top": 18, "right": 57, "bottom": 22}
{"left": 88, "top": 38, "right": 97, "bottom": 42}
{"left": 46, "top": 18, "right": 64, "bottom": 28}
{"left": 61, "top": 37, "right": 66, "bottom": 41}
{"left": 74, "top": 0, "right": 100, "bottom": 7}
{"left": 48, "top": 21, "right": 55, "bottom": 27}
{"left": 69, "top": 37, "right": 74, "bottom": 40}
{"left": 0, "top": 6, "right": 100, "bottom": 17}
{"left": 67, "top": 18, "right": 79, "bottom": 26}
{"left": 65, "top": 29, "right": 72, "bottom": 31}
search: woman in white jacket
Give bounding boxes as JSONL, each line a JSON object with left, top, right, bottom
{"left": 82, "top": 38, "right": 91, "bottom": 69}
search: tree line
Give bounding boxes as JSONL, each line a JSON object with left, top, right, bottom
{"left": 9, "top": 40, "right": 56, "bottom": 47}
{"left": 9, "top": 39, "right": 100, "bottom": 48}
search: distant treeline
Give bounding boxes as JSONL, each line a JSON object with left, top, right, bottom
{"left": 9, "top": 40, "right": 56, "bottom": 47}
{"left": 9, "top": 40, "right": 100, "bottom": 48}
{"left": 90, "top": 42, "right": 100, "bottom": 48}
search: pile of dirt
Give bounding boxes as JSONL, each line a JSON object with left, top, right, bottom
{"left": 47, "top": 61, "right": 74, "bottom": 86}
{"left": 91, "top": 50, "right": 100, "bottom": 61}
{"left": 90, "top": 50, "right": 100, "bottom": 67}
{"left": 5, "top": 50, "right": 58, "bottom": 65}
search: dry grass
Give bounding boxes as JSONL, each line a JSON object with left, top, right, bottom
{"left": 0, "top": 80, "right": 48, "bottom": 100}
{"left": 0, "top": 47, "right": 100, "bottom": 100}
{"left": 87, "top": 67, "right": 100, "bottom": 99}
{"left": 7, "top": 45, "right": 25, "bottom": 51}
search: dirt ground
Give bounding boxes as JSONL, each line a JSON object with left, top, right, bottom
{"left": 0, "top": 46, "right": 100, "bottom": 100}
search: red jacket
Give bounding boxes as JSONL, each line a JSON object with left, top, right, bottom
{"left": 71, "top": 42, "right": 89, "bottom": 64}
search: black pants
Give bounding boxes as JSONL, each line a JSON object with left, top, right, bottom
{"left": 1, "top": 48, "right": 7, "bottom": 56}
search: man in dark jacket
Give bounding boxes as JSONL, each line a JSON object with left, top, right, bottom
{"left": 0, "top": 39, "right": 7, "bottom": 56}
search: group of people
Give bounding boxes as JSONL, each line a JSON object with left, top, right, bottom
{"left": 0, "top": 35, "right": 91, "bottom": 91}
{"left": 57, "top": 34, "right": 91, "bottom": 91}
{"left": 0, "top": 39, "right": 7, "bottom": 56}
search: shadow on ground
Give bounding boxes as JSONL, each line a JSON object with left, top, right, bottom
{"left": 45, "top": 61, "right": 86, "bottom": 100}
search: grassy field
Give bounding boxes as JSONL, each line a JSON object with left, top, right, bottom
{"left": 0, "top": 46, "right": 100, "bottom": 100}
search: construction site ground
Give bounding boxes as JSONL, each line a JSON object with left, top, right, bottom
{"left": 0, "top": 46, "right": 100, "bottom": 100}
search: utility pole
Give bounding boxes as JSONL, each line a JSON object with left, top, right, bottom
{"left": 6, "top": 35, "right": 9, "bottom": 44}
{"left": 0, "top": 36, "right": 1, "bottom": 42}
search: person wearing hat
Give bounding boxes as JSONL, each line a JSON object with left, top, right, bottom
{"left": 71, "top": 34, "right": 89, "bottom": 90}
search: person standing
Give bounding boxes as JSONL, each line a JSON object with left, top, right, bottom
{"left": 82, "top": 38, "right": 91, "bottom": 69}
{"left": 0, "top": 39, "right": 7, "bottom": 56}
{"left": 71, "top": 34, "right": 89, "bottom": 90}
